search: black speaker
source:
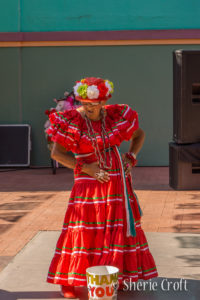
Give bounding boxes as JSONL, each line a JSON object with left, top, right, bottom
{"left": 0, "top": 124, "right": 31, "bottom": 166}
{"left": 173, "top": 50, "right": 200, "bottom": 144}
{"left": 169, "top": 142, "right": 200, "bottom": 190}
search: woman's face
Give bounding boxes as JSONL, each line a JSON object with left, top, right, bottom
{"left": 81, "top": 100, "right": 105, "bottom": 120}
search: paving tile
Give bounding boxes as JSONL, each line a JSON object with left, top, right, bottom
{"left": 1, "top": 231, "right": 200, "bottom": 300}
{"left": 0, "top": 256, "right": 14, "bottom": 272}
{"left": 0, "top": 167, "right": 200, "bottom": 273}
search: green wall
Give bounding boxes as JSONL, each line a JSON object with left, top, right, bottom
{"left": 0, "top": 0, "right": 19, "bottom": 32}
{"left": 1, "top": 0, "right": 200, "bottom": 32}
{"left": 1, "top": 44, "right": 200, "bottom": 166}
{"left": 0, "top": 48, "right": 21, "bottom": 122}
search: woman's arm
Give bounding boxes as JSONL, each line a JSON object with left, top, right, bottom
{"left": 123, "top": 128, "right": 145, "bottom": 175}
{"left": 128, "top": 128, "right": 145, "bottom": 156}
{"left": 51, "top": 142, "right": 77, "bottom": 169}
{"left": 51, "top": 142, "right": 110, "bottom": 183}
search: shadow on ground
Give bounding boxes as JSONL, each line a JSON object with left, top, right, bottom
{"left": 0, "top": 167, "right": 173, "bottom": 192}
{"left": 0, "top": 277, "right": 200, "bottom": 300}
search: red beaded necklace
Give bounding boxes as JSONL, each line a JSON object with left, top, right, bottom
{"left": 84, "top": 109, "right": 113, "bottom": 169}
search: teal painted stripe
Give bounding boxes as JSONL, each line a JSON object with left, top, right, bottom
{"left": 18, "top": 0, "right": 200, "bottom": 32}
{"left": 0, "top": 0, "right": 19, "bottom": 32}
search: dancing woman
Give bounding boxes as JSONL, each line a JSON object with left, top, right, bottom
{"left": 46, "top": 77, "right": 158, "bottom": 298}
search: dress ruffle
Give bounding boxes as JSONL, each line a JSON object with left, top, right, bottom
{"left": 46, "top": 104, "right": 139, "bottom": 153}
{"left": 105, "top": 104, "right": 139, "bottom": 142}
{"left": 46, "top": 109, "right": 83, "bottom": 152}
{"left": 46, "top": 149, "right": 158, "bottom": 286}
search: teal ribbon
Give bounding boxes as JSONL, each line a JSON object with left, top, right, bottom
{"left": 114, "top": 146, "right": 137, "bottom": 237}
{"left": 75, "top": 146, "right": 143, "bottom": 237}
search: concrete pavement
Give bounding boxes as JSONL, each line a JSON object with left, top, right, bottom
{"left": 0, "top": 231, "right": 200, "bottom": 299}
{"left": 0, "top": 166, "right": 200, "bottom": 299}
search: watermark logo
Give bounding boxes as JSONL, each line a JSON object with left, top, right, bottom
{"left": 122, "top": 278, "right": 189, "bottom": 292}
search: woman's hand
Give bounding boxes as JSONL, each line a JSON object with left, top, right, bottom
{"left": 122, "top": 153, "right": 133, "bottom": 176}
{"left": 82, "top": 162, "right": 110, "bottom": 183}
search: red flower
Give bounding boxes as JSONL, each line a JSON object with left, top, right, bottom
{"left": 45, "top": 109, "right": 50, "bottom": 115}
{"left": 50, "top": 108, "right": 57, "bottom": 114}
{"left": 85, "top": 77, "right": 103, "bottom": 86}
{"left": 45, "top": 108, "right": 57, "bottom": 116}
{"left": 98, "top": 82, "right": 108, "bottom": 99}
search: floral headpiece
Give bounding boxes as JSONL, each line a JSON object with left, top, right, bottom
{"left": 73, "top": 77, "right": 114, "bottom": 102}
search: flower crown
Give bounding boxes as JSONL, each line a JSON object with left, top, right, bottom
{"left": 73, "top": 77, "right": 114, "bottom": 102}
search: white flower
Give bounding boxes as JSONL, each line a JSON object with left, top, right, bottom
{"left": 73, "top": 82, "right": 82, "bottom": 97}
{"left": 87, "top": 85, "right": 100, "bottom": 99}
{"left": 105, "top": 80, "right": 113, "bottom": 96}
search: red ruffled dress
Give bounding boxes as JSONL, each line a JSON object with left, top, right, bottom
{"left": 46, "top": 104, "right": 158, "bottom": 287}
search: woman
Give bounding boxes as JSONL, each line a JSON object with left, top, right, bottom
{"left": 46, "top": 77, "right": 158, "bottom": 298}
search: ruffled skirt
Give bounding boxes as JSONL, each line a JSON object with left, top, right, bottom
{"left": 46, "top": 150, "right": 158, "bottom": 286}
